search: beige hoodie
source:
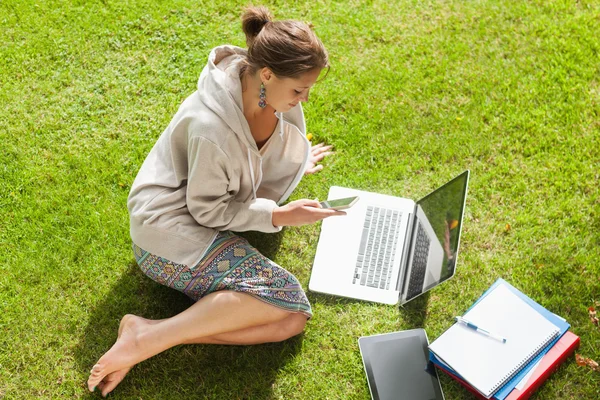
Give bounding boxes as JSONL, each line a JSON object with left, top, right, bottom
{"left": 128, "top": 45, "right": 310, "bottom": 266}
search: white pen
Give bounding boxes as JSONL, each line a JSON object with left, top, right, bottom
{"left": 455, "top": 316, "right": 507, "bottom": 343}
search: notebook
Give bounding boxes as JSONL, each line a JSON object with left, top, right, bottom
{"left": 433, "top": 331, "right": 579, "bottom": 400}
{"left": 309, "top": 170, "right": 470, "bottom": 305}
{"left": 428, "top": 284, "right": 561, "bottom": 399}
{"left": 460, "top": 279, "right": 570, "bottom": 400}
{"left": 429, "top": 279, "right": 570, "bottom": 400}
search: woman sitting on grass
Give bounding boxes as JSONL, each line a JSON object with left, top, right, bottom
{"left": 87, "top": 5, "right": 343, "bottom": 397}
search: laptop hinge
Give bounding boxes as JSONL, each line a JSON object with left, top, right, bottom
{"left": 396, "top": 210, "right": 416, "bottom": 293}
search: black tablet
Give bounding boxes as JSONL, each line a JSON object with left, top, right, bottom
{"left": 358, "top": 329, "right": 445, "bottom": 400}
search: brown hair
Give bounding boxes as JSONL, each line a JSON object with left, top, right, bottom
{"left": 240, "top": 6, "right": 329, "bottom": 79}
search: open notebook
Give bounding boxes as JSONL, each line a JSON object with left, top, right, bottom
{"left": 428, "top": 284, "right": 560, "bottom": 398}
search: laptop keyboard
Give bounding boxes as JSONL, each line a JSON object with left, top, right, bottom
{"left": 353, "top": 206, "right": 402, "bottom": 289}
{"left": 406, "top": 222, "right": 431, "bottom": 299}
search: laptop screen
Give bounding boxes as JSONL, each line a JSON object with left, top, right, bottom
{"left": 410, "top": 171, "right": 470, "bottom": 298}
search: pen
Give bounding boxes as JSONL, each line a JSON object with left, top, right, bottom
{"left": 455, "top": 316, "right": 507, "bottom": 343}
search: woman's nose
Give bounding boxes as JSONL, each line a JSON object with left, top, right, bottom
{"left": 300, "top": 89, "right": 310, "bottom": 102}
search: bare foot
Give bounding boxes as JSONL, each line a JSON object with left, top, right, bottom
{"left": 95, "top": 317, "right": 132, "bottom": 396}
{"left": 94, "top": 317, "right": 165, "bottom": 396}
{"left": 87, "top": 314, "right": 157, "bottom": 393}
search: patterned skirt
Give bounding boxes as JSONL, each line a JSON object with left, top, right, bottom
{"left": 133, "top": 231, "right": 312, "bottom": 318}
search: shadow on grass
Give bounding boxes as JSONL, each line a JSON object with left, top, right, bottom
{"left": 399, "top": 292, "right": 430, "bottom": 329}
{"left": 237, "top": 229, "right": 284, "bottom": 261}
{"left": 307, "top": 290, "right": 431, "bottom": 313}
{"left": 307, "top": 292, "right": 366, "bottom": 306}
{"left": 307, "top": 282, "right": 430, "bottom": 331}
{"left": 74, "top": 231, "right": 303, "bottom": 399}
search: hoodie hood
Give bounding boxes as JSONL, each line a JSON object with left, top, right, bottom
{"left": 196, "top": 46, "right": 263, "bottom": 199}
{"left": 198, "top": 46, "right": 271, "bottom": 154}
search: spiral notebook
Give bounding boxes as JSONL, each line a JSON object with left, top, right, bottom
{"left": 428, "top": 284, "right": 560, "bottom": 399}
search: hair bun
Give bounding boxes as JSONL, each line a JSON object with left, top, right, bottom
{"left": 241, "top": 6, "right": 273, "bottom": 47}
{"left": 239, "top": 7, "right": 329, "bottom": 79}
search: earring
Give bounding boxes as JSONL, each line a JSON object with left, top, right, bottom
{"left": 258, "top": 83, "right": 267, "bottom": 108}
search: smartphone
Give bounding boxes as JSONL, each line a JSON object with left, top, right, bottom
{"left": 319, "top": 196, "right": 360, "bottom": 210}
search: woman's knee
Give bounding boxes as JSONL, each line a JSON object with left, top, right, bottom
{"left": 273, "top": 313, "right": 308, "bottom": 342}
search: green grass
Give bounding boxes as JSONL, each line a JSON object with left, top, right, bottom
{"left": 1, "top": 0, "right": 599, "bottom": 398}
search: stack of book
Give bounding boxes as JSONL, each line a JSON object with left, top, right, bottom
{"left": 428, "top": 279, "right": 579, "bottom": 400}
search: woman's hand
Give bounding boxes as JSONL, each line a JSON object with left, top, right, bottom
{"left": 272, "top": 199, "right": 346, "bottom": 227}
{"left": 305, "top": 143, "right": 333, "bottom": 175}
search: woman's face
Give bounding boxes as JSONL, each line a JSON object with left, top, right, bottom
{"left": 262, "top": 68, "right": 322, "bottom": 113}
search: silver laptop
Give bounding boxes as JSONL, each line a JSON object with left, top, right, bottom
{"left": 309, "top": 170, "right": 469, "bottom": 305}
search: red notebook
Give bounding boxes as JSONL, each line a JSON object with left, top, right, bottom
{"left": 435, "top": 331, "right": 580, "bottom": 400}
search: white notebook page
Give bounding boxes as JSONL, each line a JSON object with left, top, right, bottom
{"left": 429, "top": 284, "right": 559, "bottom": 398}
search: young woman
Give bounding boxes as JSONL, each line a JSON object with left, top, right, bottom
{"left": 87, "top": 6, "right": 342, "bottom": 397}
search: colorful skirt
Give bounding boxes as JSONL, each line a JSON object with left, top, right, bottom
{"left": 133, "top": 231, "right": 312, "bottom": 318}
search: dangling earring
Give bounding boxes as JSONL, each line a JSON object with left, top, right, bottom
{"left": 258, "top": 83, "right": 267, "bottom": 108}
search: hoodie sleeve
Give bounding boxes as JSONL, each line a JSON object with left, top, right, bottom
{"left": 186, "top": 136, "right": 282, "bottom": 233}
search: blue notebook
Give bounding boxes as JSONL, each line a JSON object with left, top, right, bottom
{"left": 429, "top": 279, "right": 570, "bottom": 399}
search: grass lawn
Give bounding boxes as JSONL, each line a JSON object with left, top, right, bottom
{"left": 1, "top": 0, "right": 599, "bottom": 398}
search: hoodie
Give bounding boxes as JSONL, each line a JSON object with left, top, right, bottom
{"left": 128, "top": 45, "right": 310, "bottom": 266}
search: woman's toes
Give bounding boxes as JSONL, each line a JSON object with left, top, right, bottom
{"left": 90, "top": 364, "right": 103, "bottom": 376}
{"left": 100, "top": 368, "right": 131, "bottom": 397}
{"left": 88, "top": 366, "right": 107, "bottom": 390}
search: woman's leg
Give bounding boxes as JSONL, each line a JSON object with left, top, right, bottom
{"left": 188, "top": 312, "right": 308, "bottom": 345}
{"left": 94, "top": 312, "right": 307, "bottom": 397}
{"left": 87, "top": 291, "right": 303, "bottom": 392}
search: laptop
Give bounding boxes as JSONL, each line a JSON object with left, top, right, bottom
{"left": 358, "top": 329, "right": 445, "bottom": 400}
{"left": 309, "top": 170, "right": 469, "bottom": 305}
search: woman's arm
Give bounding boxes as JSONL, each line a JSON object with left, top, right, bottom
{"left": 272, "top": 199, "right": 345, "bottom": 227}
{"left": 186, "top": 137, "right": 280, "bottom": 233}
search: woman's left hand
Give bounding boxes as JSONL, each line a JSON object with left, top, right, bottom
{"left": 305, "top": 143, "right": 333, "bottom": 175}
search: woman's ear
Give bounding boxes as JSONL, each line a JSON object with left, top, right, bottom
{"left": 260, "top": 67, "right": 274, "bottom": 84}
